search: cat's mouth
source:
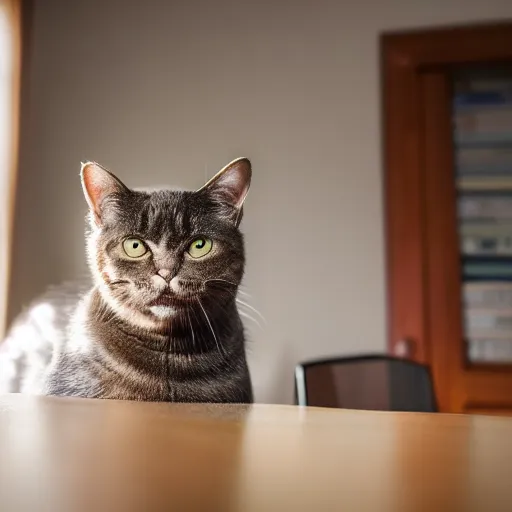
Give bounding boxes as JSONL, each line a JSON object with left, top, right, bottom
{"left": 149, "top": 293, "right": 178, "bottom": 307}
{"left": 148, "top": 292, "right": 194, "bottom": 308}
{"left": 146, "top": 293, "right": 187, "bottom": 319}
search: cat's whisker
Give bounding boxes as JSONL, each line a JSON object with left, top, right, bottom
{"left": 203, "top": 279, "right": 253, "bottom": 300}
{"left": 204, "top": 278, "right": 237, "bottom": 288}
{"left": 201, "top": 281, "right": 262, "bottom": 328}
{"left": 197, "top": 299, "right": 224, "bottom": 358}
{"left": 189, "top": 305, "right": 205, "bottom": 354}
{"left": 238, "top": 310, "right": 263, "bottom": 330}
{"left": 236, "top": 299, "right": 267, "bottom": 325}
{"left": 187, "top": 310, "right": 196, "bottom": 352}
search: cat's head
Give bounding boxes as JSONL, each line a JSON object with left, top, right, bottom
{"left": 80, "top": 158, "right": 251, "bottom": 329}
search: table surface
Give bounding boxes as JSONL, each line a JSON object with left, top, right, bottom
{"left": 1, "top": 395, "right": 512, "bottom": 512}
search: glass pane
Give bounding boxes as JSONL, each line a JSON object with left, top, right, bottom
{"left": 453, "top": 67, "right": 512, "bottom": 364}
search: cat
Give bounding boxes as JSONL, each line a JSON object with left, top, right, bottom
{"left": 0, "top": 158, "right": 253, "bottom": 403}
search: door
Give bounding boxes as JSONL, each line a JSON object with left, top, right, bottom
{"left": 383, "top": 23, "right": 512, "bottom": 414}
{"left": 423, "top": 69, "right": 512, "bottom": 415}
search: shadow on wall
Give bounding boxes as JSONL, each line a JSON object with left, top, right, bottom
{"left": 249, "top": 335, "right": 299, "bottom": 404}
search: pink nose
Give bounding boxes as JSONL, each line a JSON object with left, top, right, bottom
{"left": 157, "top": 269, "right": 171, "bottom": 281}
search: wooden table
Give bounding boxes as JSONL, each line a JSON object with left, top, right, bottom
{"left": 0, "top": 396, "right": 511, "bottom": 512}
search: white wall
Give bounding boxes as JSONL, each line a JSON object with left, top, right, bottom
{"left": 9, "top": 0, "right": 512, "bottom": 403}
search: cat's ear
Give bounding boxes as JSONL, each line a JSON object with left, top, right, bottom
{"left": 198, "top": 157, "right": 252, "bottom": 223}
{"left": 80, "top": 162, "right": 130, "bottom": 226}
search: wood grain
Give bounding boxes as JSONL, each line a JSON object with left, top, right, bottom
{"left": 1, "top": 396, "right": 512, "bottom": 511}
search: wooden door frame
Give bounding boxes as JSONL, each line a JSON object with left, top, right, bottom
{"left": 382, "top": 21, "right": 512, "bottom": 409}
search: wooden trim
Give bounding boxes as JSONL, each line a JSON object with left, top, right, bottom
{"left": 421, "top": 72, "right": 463, "bottom": 412}
{"left": 464, "top": 410, "right": 512, "bottom": 416}
{"left": 382, "top": 35, "right": 428, "bottom": 363}
{"left": 382, "top": 21, "right": 512, "bottom": 68}
{"left": 0, "top": 0, "right": 23, "bottom": 337}
{"left": 468, "top": 364, "right": 512, "bottom": 373}
{"left": 1, "top": 0, "right": 32, "bottom": 336}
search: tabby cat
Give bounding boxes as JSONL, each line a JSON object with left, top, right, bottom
{"left": 0, "top": 158, "right": 253, "bottom": 403}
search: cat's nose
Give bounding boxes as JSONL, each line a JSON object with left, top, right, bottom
{"left": 157, "top": 269, "right": 172, "bottom": 282}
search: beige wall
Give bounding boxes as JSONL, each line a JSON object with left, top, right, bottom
{"left": 9, "top": 0, "right": 512, "bottom": 403}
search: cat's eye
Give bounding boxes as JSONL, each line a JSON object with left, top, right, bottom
{"left": 187, "top": 237, "right": 213, "bottom": 259}
{"left": 122, "top": 238, "right": 148, "bottom": 258}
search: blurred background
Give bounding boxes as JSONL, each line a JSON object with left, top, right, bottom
{"left": 3, "top": 0, "right": 512, "bottom": 408}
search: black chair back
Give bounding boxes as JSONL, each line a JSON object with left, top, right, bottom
{"left": 295, "top": 355, "right": 437, "bottom": 412}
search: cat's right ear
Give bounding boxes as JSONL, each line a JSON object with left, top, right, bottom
{"left": 80, "top": 162, "right": 129, "bottom": 226}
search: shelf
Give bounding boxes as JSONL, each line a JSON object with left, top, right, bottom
{"left": 462, "top": 255, "right": 512, "bottom": 262}
{"left": 457, "top": 189, "right": 512, "bottom": 197}
{"left": 463, "top": 276, "right": 512, "bottom": 282}
{"left": 456, "top": 139, "right": 512, "bottom": 149}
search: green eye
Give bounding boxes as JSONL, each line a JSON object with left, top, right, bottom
{"left": 122, "top": 238, "right": 148, "bottom": 258}
{"left": 188, "top": 237, "right": 213, "bottom": 259}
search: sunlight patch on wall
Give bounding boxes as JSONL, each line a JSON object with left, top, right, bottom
{"left": 0, "top": 0, "right": 21, "bottom": 337}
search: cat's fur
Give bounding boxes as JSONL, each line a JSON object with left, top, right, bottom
{"left": 0, "top": 158, "right": 253, "bottom": 402}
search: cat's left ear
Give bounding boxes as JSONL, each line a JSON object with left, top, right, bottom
{"left": 198, "top": 157, "right": 252, "bottom": 224}
{"left": 81, "top": 161, "right": 130, "bottom": 226}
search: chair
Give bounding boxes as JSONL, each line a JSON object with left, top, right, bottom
{"left": 294, "top": 355, "right": 437, "bottom": 412}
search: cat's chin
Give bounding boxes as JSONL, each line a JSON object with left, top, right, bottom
{"left": 148, "top": 305, "right": 178, "bottom": 319}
